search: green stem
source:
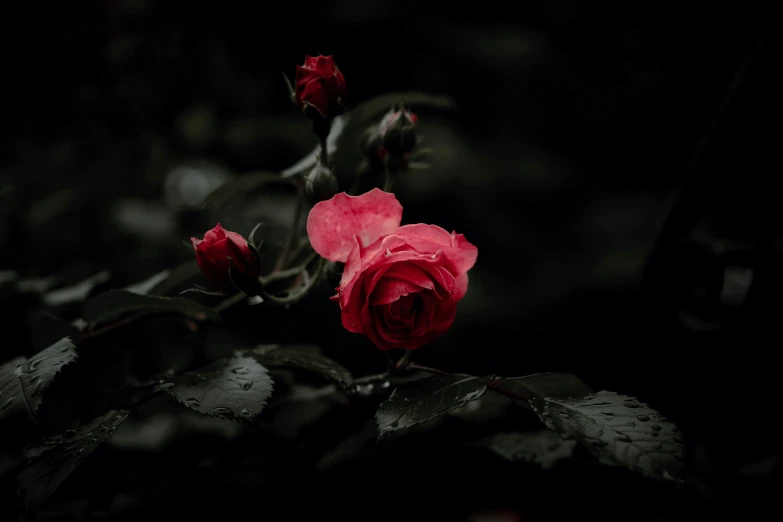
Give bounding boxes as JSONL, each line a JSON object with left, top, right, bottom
{"left": 213, "top": 291, "right": 247, "bottom": 313}
{"left": 275, "top": 182, "right": 305, "bottom": 271}
{"left": 262, "top": 258, "right": 325, "bottom": 306}
{"left": 260, "top": 251, "right": 319, "bottom": 285}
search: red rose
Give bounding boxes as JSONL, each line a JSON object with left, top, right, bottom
{"left": 294, "top": 55, "right": 347, "bottom": 119}
{"left": 307, "top": 189, "right": 478, "bottom": 350}
{"left": 190, "top": 223, "right": 260, "bottom": 293}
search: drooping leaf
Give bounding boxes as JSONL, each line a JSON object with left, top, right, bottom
{"left": 147, "top": 262, "right": 202, "bottom": 297}
{"left": 161, "top": 353, "right": 274, "bottom": 423}
{"left": 82, "top": 290, "right": 220, "bottom": 328}
{"left": 535, "top": 390, "right": 685, "bottom": 481}
{"left": 201, "top": 171, "right": 297, "bottom": 210}
{"left": 248, "top": 344, "right": 353, "bottom": 387}
{"left": 0, "top": 338, "right": 78, "bottom": 422}
{"left": 124, "top": 269, "right": 172, "bottom": 295}
{"left": 42, "top": 271, "right": 112, "bottom": 307}
{"left": 375, "top": 373, "right": 492, "bottom": 438}
{"left": 17, "top": 409, "right": 129, "bottom": 507}
{"left": 478, "top": 431, "right": 578, "bottom": 470}
{"left": 497, "top": 372, "right": 594, "bottom": 406}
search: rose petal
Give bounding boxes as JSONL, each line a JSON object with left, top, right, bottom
{"left": 383, "top": 263, "right": 436, "bottom": 291}
{"left": 453, "top": 271, "right": 469, "bottom": 301}
{"left": 334, "top": 68, "right": 346, "bottom": 96}
{"left": 369, "top": 277, "right": 421, "bottom": 305}
{"left": 203, "top": 222, "right": 227, "bottom": 243}
{"left": 307, "top": 188, "right": 403, "bottom": 263}
{"left": 393, "top": 224, "right": 478, "bottom": 275}
{"left": 312, "top": 55, "right": 335, "bottom": 74}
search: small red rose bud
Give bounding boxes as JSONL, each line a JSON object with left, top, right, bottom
{"left": 190, "top": 223, "right": 261, "bottom": 293}
{"left": 294, "top": 55, "right": 347, "bottom": 120}
{"left": 379, "top": 107, "right": 418, "bottom": 157}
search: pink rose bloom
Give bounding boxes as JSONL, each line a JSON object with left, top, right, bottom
{"left": 307, "top": 189, "right": 478, "bottom": 350}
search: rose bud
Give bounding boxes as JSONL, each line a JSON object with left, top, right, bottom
{"left": 190, "top": 223, "right": 261, "bottom": 293}
{"left": 307, "top": 189, "right": 477, "bottom": 351}
{"left": 379, "top": 107, "right": 418, "bottom": 157}
{"left": 294, "top": 55, "right": 347, "bottom": 120}
{"left": 305, "top": 161, "right": 339, "bottom": 203}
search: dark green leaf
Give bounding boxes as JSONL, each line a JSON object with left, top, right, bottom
{"left": 201, "top": 171, "right": 296, "bottom": 210}
{"left": 124, "top": 269, "right": 171, "bottom": 295}
{"left": 478, "top": 431, "right": 577, "bottom": 469}
{"left": 0, "top": 338, "right": 78, "bottom": 422}
{"left": 248, "top": 344, "right": 353, "bottom": 386}
{"left": 535, "top": 390, "right": 685, "bottom": 481}
{"left": 448, "top": 391, "right": 512, "bottom": 422}
{"left": 17, "top": 409, "right": 129, "bottom": 507}
{"left": 162, "top": 353, "right": 274, "bottom": 423}
{"left": 148, "top": 262, "right": 203, "bottom": 297}
{"left": 42, "top": 271, "right": 111, "bottom": 307}
{"left": 497, "top": 372, "right": 594, "bottom": 409}
{"left": 82, "top": 290, "right": 220, "bottom": 327}
{"left": 375, "top": 373, "right": 492, "bottom": 438}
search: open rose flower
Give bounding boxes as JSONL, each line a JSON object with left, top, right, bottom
{"left": 307, "top": 189, "right": 478, "bottom": 350}
{"left": 294, "top": 55, "right": 346, "bottom": 119}
{"left": 191, "top": 223, "right": 260, "bottom": 293}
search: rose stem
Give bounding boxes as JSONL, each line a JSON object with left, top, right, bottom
{"left": 274, "top": 179, "right": 305, "bottom": 272}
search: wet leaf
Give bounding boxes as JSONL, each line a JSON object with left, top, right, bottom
{"left": 375, "top": 373, "right": 492, "bottom": 438}
{"left": 82, "top": 290, "right": 220, "bottom": 328}
{"left": 162, "top": 353, "right": 274, "bottom": 423}
{"left": 478, "top": 431, "right": 577, "bottom": 469}
{"left": 498, "top": 372, "right": 593, "bottom": 405}
{"left": 0, "top": 338, "right": 78, "bottom": 422}
{"left": 535, "top": 390, "right": 685, "bottom": 481}
{"left": 17, "top": 409, "right": 129, "bottom": 507}
{"left": 248, "top": 344, "right": 353, "bottom": 386}
{"left": 201, "top": 171, "right": 296, "bottom": 211}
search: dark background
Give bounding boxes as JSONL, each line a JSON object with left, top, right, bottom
{"left": 0, "top": 1, "right": 777, "bottom": 521}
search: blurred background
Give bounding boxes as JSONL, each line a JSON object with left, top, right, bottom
{"left": 0, "top": 1, "right": 776, "bottom": 521}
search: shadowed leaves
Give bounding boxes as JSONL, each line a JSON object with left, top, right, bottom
{"left": 478, "top": 430, "right": 578, "bottom": 470}
{"left": 201, "top": 172, "right": 296, "bottom": 211}
{"left": 0, "top": 338, "right": 78, "bottom": 422}
{"left": 17, "top": 409, "right": 129, "bottom": 507}
{"left": 82, "top": 290, "right": 220, "bottom": 328}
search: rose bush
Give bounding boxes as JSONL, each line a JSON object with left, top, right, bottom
{"left": 307, "top": 188, "right": 478, "bottom": 350}
{"left": 191, "top": 223, "right": 260, "bottom": 293}
{"left": 294, "top": 55, "right": 347, "bottom": 119}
